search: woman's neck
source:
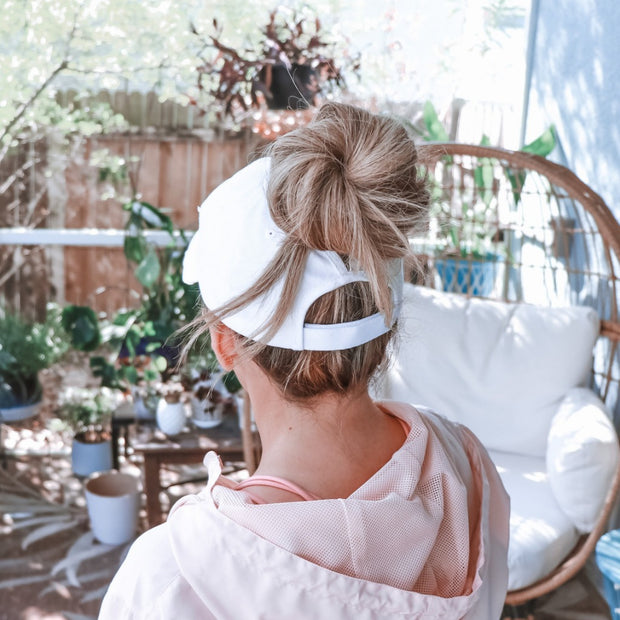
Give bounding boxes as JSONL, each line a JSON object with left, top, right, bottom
{"left": 240, "top": 362, "right": 406, "bottom": 500}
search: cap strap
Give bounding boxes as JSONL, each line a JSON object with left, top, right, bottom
{"left": 301, "top": 310, "right": 398, "bottom": 351}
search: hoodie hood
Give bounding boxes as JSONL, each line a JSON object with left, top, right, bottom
{"left": 166, "top": 403, "right": 509, "bottom": 619}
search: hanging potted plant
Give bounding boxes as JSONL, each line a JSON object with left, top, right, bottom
{"left": 57, "top": 387, "right": 116, "bottom": 477}
{"left": 192, "top": 6, "right": 360, "bottom": 135}
{"left": 180, "top": 344, "right": 245, "bottom": 430}
{"left": 0, "top": 307, "right": 67, "bottom": 422}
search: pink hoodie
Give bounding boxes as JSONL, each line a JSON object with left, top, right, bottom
{"left": 99, "top": 403, "right": 509, "bottom": 619}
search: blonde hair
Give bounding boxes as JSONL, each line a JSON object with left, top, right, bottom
{"left": 185, "top": 102, "right": 429, "bottom": 400}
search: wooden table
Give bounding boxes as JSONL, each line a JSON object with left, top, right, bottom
{"left": 132, "top": 414, "right": 258, "bottom": 527}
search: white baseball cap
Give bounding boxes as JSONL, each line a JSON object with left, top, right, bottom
{"left": 182, "top": 157, "right": 403, "bottom": 351}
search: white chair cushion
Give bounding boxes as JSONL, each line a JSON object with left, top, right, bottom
{"left": 384, "top": 284, "right": 599, "bottom": 457}
{"left": 489, "top": 450, "right": 580, "bottom": 591}
{"left": 547, "top": 387, "right": 619, "bottom": 532}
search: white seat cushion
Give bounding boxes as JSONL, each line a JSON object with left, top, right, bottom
{"left": 385, "top": 284, "right": 599, "bottom": 457}
{"left": 490, "top": 450, "right": 580, "bottom": 591}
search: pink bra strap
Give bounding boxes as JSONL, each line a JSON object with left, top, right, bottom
{"left": 236, "top": 475, "right": 320, "bottom": 502}
{"left": 395, "top": 416, "right": 410, "bottom": 437}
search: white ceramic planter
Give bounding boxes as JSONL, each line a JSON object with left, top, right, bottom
{"left": 189, "top": 379, "right": 226, "bottom": 429}
{"left": 85, "top": 471, "right": 140, "bottom": 545}
{"left": 156, "top": 399, "right": 187, "bottom": 435}
{"left": 191, "top": 397, "right": 224, "bottom": 428}
{"left": 190, "top": 383, "right": 224, "bottom": 428}
{"left": 72, "top": 435, "right": 113, "bottom": 477}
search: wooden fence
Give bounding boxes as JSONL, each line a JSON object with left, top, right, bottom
{"left": 0, "top": 130, "right": 263, "bottom": 319}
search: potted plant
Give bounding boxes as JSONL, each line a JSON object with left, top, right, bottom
{"left": 181, "top": 367, "right": 227, "bottom": 430}
{"left": 0, "top": 307, "right": 67, "bottom": 422}
{"left": 430, "top": 145, "right": 506, "bottom": 296}
{"left": 90, "top": 197, "right": 200, "bottom": 406}
{"left": 57, "top": 387, "right": 117, "bottom": 477}
{"left": 417, "top": 101, "right": 557, "bottom": 296}
{"left": 192, "top": 6, "right": 359, "bottom": 133}
{"left": 180, "top": 343, "right": 245, "bottom": 430}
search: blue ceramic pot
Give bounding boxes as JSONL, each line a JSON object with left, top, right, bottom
{"left": 435, "top": 255, "right": 499, "bottom": 297}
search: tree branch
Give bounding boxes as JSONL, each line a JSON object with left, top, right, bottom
{"left": 0, "top": 157, "right": 42, "bottom": 195}
{"left": 66, "top": 62, "right": 177, "bottom": 76}
{"left": 0, "top": 60, "right": 69, "bottom": 145}
{"left": 0, "top": 1, "right": 83, "bottom": 146}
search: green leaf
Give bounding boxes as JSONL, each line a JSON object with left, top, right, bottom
{"left": 22, "top": 518, "right": 80, "bottom": 550}
{"left": 482, "top": 163, "right": 493, "bottom": 189}
{"left": 89, "top": 357, "right": 122, "bottom": 390}
{"left": 473, "top": 157, "right": 494, "bottom": 207}
{"left": 112, "top": 310, "right": 138, "bottom": 327}
{"left": 120, "top": 365, "right": 139, "bottom": 384}
{"left": 132, "top": 201, "right": 174, "bottom": 233}
{"left": 135, "top": 247, "right": 161, "bottom": 289}
{"left": 123, "top": 235, "right": 147, "bottom": 264}
{"left": 142, "top": 321, "right": 157, "bottom": 337}
{"left": 61, "top": 305, "right": 101, "bottom": 352}
{"left": 144, "top": 341, "right": 161, "bottom": 354}
{"left": 522, "top": 126, "right": 556, "bottom": 157}
{"left": 152, "top": 355, "right": 168, "bottom": 372}
{"left": 51, "top": 544, "right": 118, "bottom": 577}
{"left": 504, "top": 126, "right": 555, "bottom": 207}
{"left": 448, "top": 226, "right": 460, "bottom": 249}
{"left": 123, "top": 327, "right": 142, "bottom": 358}
{"left": 222, "top": 370, "right": 242, "bottom": 394}
{"left": 422, "top": 101, "right": 449, "bottom": 142}
{"left": 143, "top": 367, "right": 159, "bottom": 382}
{"left": 0, "top": 574, "right": 51, "bottom": 590}
{"left": 505, "top": 167, "right": 526, "bottom": 206}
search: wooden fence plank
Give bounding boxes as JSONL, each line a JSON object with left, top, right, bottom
{"left": 61, "top": 133, "right": 261, "bottom": 314}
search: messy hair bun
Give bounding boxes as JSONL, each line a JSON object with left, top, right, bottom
{"left": 266, "top": 102, "right": 428, "bottom": 323}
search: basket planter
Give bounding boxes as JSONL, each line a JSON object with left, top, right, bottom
{"left": 435, "top": 255, "right": 499, "bottom": 297}
{"left": 85, "top": 471, "right": 140, "bottom": 545}
{"left": 72, "top": 432, "right": 113, "bottom": 477}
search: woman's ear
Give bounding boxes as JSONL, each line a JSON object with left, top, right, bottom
{"left": 209, "top": 324, "right": 239, "bottom": 371}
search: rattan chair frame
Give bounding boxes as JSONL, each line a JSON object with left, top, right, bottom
{"left": 417, "top": 143, "right": 620, "bottom": 606}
